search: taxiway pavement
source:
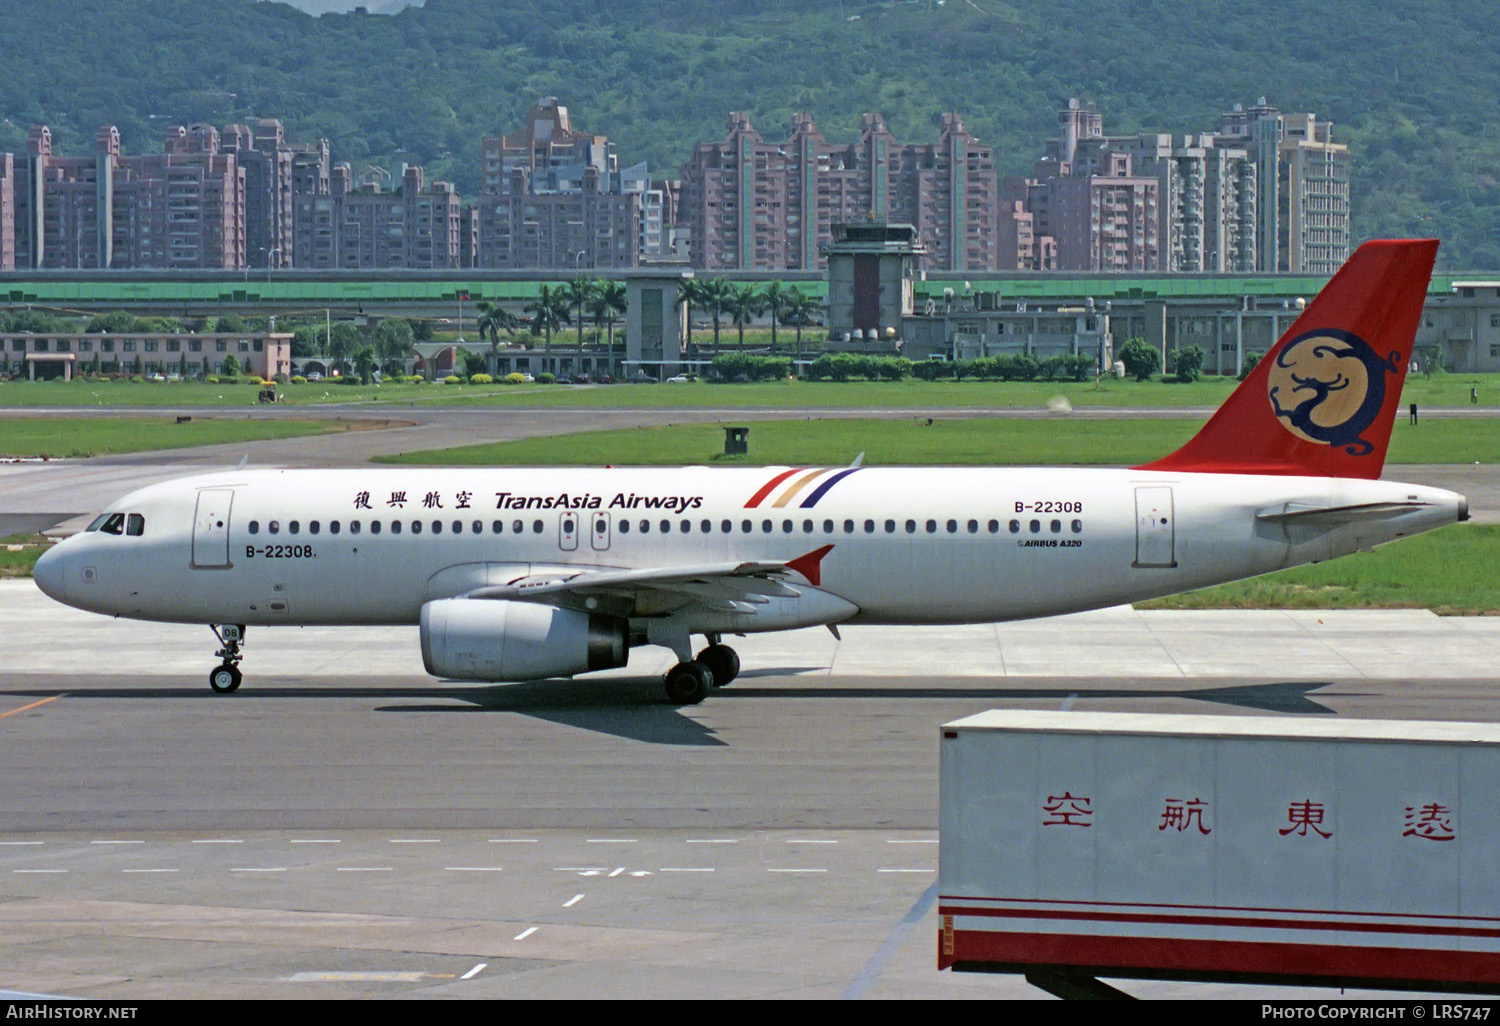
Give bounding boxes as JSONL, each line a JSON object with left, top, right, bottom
{"left": 3, "top": 581, "right": 1498, "bottom": 999}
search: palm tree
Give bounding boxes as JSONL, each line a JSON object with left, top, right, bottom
{"left": 782, "top": 287, "right": 820, "bottom": 371}
{"left": 525, "top": 285, "right": 569, "bottom": 374}
{"left": 700, "top": 276, "right": 736, "bottom": 350}
{"left": 587, "top": 279, "right": 627, "bottom": 379}
{"left": 675, "top": 277, "right": 707, "bottom": 359}
{"left": 475, "top": 301, "right": 520, "bottom": 373}
{"left": 727, "top": 284, "right": 765, "bottom": 347}
{"left": 761, "top": 280, "right": 792, "bottom": 349}
{"left": 559, "top": 276, "right": 599, "bottom": 377}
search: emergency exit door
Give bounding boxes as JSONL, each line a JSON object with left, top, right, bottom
{"left": 590, "top": 512, "right": 612, "bottom": 551}
{"left": 192, "top": 488, "right": 234, "bottom": 568}
{"left": 1133, "top": 486, "right": 1176, "bottom": 568}
{"left": 559, "top": 511, "right": 580, "bottom": 551}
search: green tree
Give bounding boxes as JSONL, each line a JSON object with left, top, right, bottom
{"left": 220, "top": 353, "right": 239, "bottom": 378}
{"left": 327, "top": 323, "right": 360, "bottom": 376}
{"left": 587, "top": 280, "right": 627, "bottom": 378}
{"left": 675, "top": 277, "right": 708, "bottom": 358}
{"left": 559, "top": 275, "right": 600, "bottom": 372}
{"left": 525, "top": 285, "right": 569, "bottom": 369}
{"left": 372, "top": 317, "right": 414, "bottom": 377}
{"left": 1117, "top": 337, "right": 1160, "bottom": 382}
{"left": 353, "top": 346, "right": 377, "bottom": 385}
{"left": 781, "top": 287, "right": 819, "bottom": 369}
{"left": 726, "top": 284, "right": 765, "bottom": 347}
{"left": 475, "top": 300, "right": 521, "bottom": 371}
{"left": 215, "top": 313, "right": 247, "bottom": 335}
{"left": 760, "top": 280, "right": 793, "bottom": 349}
{"left": 700, "top": 277, "right": 736, "bottom": 349}
{"left": 1172, "top": 344, "right": 1205, "bottom": 383}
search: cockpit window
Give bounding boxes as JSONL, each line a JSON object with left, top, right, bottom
{"left": 86, "top": 514, "right": 110, "bottom": 532}
{"left": 125, "top": 513, "right": 145, "bottom": 537}
{"left": 98, "top": 513, "right": 126, "bottom": 535}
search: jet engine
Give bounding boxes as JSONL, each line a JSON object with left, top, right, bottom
{"left": 420, "top": 598, "right": 629, "bottom": 681}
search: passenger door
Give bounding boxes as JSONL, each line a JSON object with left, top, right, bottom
{"left": 1133, "top": 486, "right": 1176, "bottom": 568}
{"left": 192, "top": 488, "right": 234, "bottom": 569}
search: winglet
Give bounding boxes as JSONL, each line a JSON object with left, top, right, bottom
{"left": 237, "top": 454, "right": 249, "bottom": 470}
{"left": 850, "top": 452, "right": 865, "bottom": 469}
{"left": 784, "top": 544, "right": 835, "bottom": 586}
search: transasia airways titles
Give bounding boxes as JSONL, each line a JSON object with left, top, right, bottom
{"left": 491, "top": 492, "right": 705, "bottom": 512}
{"left": 34, "top": 240, "right": 1468, "bottom": 706}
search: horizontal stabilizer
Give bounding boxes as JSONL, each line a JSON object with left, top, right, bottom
{"left": 1256, "top": 500, "right": 1432, "bottom": 525}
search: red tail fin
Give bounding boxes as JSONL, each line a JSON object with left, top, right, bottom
{"left": 1137, "top": 239, "right": 1438, "bottom": 479}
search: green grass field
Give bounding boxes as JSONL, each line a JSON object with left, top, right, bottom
{"left": 4, "top": 372, "right": 1499, "bottom": 410}
{"left": 0, "top": 417, "right": 351, "bottom": 458}
{"left": 376, "top": 416, "right": 1500, "bottom": 468}
{"left": 0, "top": 534, "right": 50, "bottom": 578}
{"left": 1142, "top": 524, "right": 1496, "bottom": 614}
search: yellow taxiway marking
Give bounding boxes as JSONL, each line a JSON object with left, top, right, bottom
{"left": 0, "top": 695, "right": 63, "bottom": 720}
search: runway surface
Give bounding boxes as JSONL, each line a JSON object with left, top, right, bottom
{"left": 3, "top": 581, "right": 1499, "bottom": 999}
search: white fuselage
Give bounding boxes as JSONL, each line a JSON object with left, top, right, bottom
{"left": 35, "top": 465, "right": 1466, "bottom": 632}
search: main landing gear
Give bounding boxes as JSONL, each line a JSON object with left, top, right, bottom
{"left": 209, "top": 624, "right": 246, "bottom": 694}
{"left": 662, "top": 637, "right": 741, "bottom": 706}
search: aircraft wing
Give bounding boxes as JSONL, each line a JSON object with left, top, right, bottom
{"left": 462, "top": 545, "right": 834, "bottom": 615}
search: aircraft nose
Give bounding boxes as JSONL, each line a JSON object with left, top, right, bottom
{"left": 32, "top": 544, "right": 67, "bottom": 603}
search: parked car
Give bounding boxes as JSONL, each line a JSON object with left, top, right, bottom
{"left": 306, "top": 372, "right": 323, "bottom": 381}
{"left": 666, "top": 374, "right": 691, "bottom": 383}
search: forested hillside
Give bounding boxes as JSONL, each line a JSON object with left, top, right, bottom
{"left": 4, "top": 0, "right": 1497, "bottom": 267}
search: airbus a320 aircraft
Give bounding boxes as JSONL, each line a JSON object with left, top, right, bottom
{"left": 34, "top": 239, "right": 1467, "bottom": 705}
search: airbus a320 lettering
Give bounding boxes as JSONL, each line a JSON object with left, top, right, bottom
{"left": 34, "top": 240, "right": 1467, "bottom": 704}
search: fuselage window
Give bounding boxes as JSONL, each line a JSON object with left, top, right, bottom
{"left": 532, "top": 520, "right": 544, "bottom": 534}
{"left": 126, "top": 513, "right": 145, "bottom": 536}
{"left": 682, "top": 520, "right": 693, "bottom": 534}
{"left": 988, "top": 520, "right": 1000, "bottom": 534}
{"left": 844, "top": 519, "right": 855, "bottom": 534}
{"left": 309, "top": 521, "right": 320, "bottom": 535}
{"left": 967, "top": 519, "right": 978, "bottom": 534}
{"left": 1009, "top": 519, "right": 1021, "bottom": 534}
{"left": 391, "top": 520, "right": 402, "bottom": 535}
{"left": 268, "top": 520, "right": 280, "bottom": 535}
{"left": 1072, "top": 519, "right": 1083, "bottom": 534}
{"left": 289, "top": 521, "right": 300, "bottom": 535}
{"left": 701, "top": 519, "right": 712, "bottom": 533}
{"left": 782, "top": 520, "right": 793, "bottom": 534}
{"left": 946, "top": 520, "right": 958, "bottom": 533}
{"left": 741, "top": 520, "right": 753, "bottom": 533}
{"left": 619, "top": 519, "right": 631, "bottom": 534}
{"left": 369, "top": 521, "right": 381, "bottom": 535}
{"left": 1029, "top": 519, "right": 1041, "bottom": 534}
{"left": 512, "top": 520, "right": 523, "bottom": 534}
{"left": 433, "top": 521, "right": 443, "bottom": 535}
{"left": 349, "top": 520, "right": 361, "bottom": 535}
{"left": 471, "top": 521, "right": 482, "bottom": 534}
{"left": 927, "top": 520, "right": 938, "bottom": 534}
{"left": 905, "top": 520, "right": 916, "bottom": 534}
{"left": 721, "top": 520, "right": 733, "bottom": 533}
{"left": 885, "top": 520, "right": 896, "bottom": 534}
{"left": 639, "top": 520, "right": 650, "bottom": 534}
{"left": 822, "top": 520, "right": 833, "bottom": 533}
{"left": 247, "top": 519, "right": 260, "bottom": 536}
{"left": 492, "top": 520, "right": 504, "bottom": 534}
{"left": 330, "top": 521, "right": 341, "bottom": 535}
{"left": 1051, "top": 519, "right": 1062, "bottom": 533}
{"left": 100, "top": 513, "right": 125, "bottom": 535}
{"left": 411, "top": 521, "right": 422, "bottom": 535}
{"left": 864, "top": 519, "right": 875, "bottom": 533}
{"left": 661, "top": 520, "right": 671, "bottom": 534}
{"left": 762, "top": 520, "right": 773, "bottom": 533}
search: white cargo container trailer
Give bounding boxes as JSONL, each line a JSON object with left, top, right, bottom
{"left": 938, "top": 711, "right": 1500, "bottom": 994}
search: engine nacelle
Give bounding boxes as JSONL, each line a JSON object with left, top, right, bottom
{"left": 420, "top": 599, "right": 629, "bottom": 681}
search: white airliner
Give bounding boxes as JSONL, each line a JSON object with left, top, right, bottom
{"left": 34, "top": 240, "right": 1467, "bottom": 704}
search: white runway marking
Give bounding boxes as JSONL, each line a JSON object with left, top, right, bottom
{"left": 461, "top": 963, "right": 487, "bottom": 980}
{"left": 91, "top": 839, "right": 144, "bottom": 845}
{"left": 513, "top": 927, "right": 538, "bottom": 941}
{"left": 0, "top": 841, "right": 44, "bottom": 846}
{"left": 660, "top": 867, "right": 715, "bottom": 873}
{"left": 686, "top": 838, "right": 738, "bottom": 844}
{"left": 884, "top": 839, "right": 938, "bottom": 844}
{"left": 231, "top": 867, "right": 287, "bottom": 873}
{"left": 877, "top": 868, "right": 935, "bottom": 874}
{"left": 586, "top": 838, "right": 637, "bottom": 843}
{"left": 13, "top": 869, "right": 66, "bottom": 874}
{"left": 122, "top": 868, "right": 178, "bottom": 873}
{"left": 390, "top": 838, "right": 441, "bottom": 844}
{"left": 787, "top": 839, "right": 838, "bottom": 844}
{"left": 608, "top": 867, "right": 625, "bottom": 878}
{"left": 488, "top": 838, "right": 539, "bottom": 843}
{"left": 553, "top": 866, "right": 608, "bottom": 872}
{"left": 444, "top": 866, "right": 504, "bottom": 872}
{"left": 563, "top": 894, "right": 584, "bottom": 908}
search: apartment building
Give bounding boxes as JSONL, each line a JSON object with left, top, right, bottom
{"left": 336, "top": 165, "right": 462, "bottom": 270}
{"left": 680, "top": 110, "right": 1001, "bottom": 272}
{"left": 0, "top": 152, "right": 13, "bottom": 271}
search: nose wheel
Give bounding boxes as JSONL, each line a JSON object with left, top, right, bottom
{"left": 209, "top": 624, "right": 246, "bottom": 694}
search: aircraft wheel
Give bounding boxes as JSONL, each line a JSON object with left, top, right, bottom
{"left": 209, "top": 664, "right": 242, "bottom": 694}
{"left": 697, "top": 644, "right": 740, "bottom": 687}
{"left": 663, "top": 661, "right": 713, "bottom": 705}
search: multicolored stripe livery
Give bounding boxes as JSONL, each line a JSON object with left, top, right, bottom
{"left": 744, "top": 467, "right": 862, "bottom": 509}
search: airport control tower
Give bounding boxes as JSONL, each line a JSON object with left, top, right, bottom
{"left": 821, "top": 222, "right": 925, "bottom": 352}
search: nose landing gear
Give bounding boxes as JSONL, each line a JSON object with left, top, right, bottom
{"left": 209, "top": 624, "right": 246, "bottom": 693}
